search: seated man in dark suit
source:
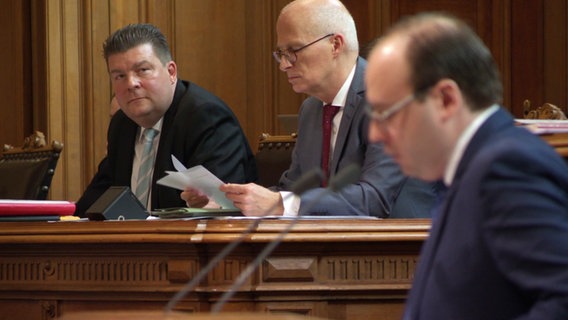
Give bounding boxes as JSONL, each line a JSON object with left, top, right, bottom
{"left": 74, "top": 23, "right": 257, "bottom": 217}
{"left": 183, "top": 0, "right": 438, "bottom": 218}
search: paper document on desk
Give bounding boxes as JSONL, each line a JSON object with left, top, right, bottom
{"left": 156, "top": 155, "right": 236, "bottom": 209}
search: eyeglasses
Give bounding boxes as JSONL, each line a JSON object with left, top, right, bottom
{"left": 272, "top": 33, "right": 335, "bottom": 64}
{"left": 366, "top": 93, "right": 416, "bottom": 125}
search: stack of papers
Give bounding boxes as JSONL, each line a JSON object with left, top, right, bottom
{"left": 516, "top": 119, "right": 568, "bottom": 134}
{"left": 150, "top": 207, "right": 242, "bottom": 219}
{"left": 156, "top": 155, "right": 237, "bottom": 209}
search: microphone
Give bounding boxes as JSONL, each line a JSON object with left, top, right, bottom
{"left": 211, "top": 163, "right": 361, "bottom": 313}
{"left": 164, "top": 167, "right": 324, "bottom": 313}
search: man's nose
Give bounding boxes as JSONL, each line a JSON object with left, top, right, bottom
{"left": 127, "top": 74, "right": 141, "bottom": 89}
{"left": 279, "top": 57, "right": 293, "bottom": 71}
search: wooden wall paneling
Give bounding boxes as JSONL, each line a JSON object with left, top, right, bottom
{"left": 20, "top": 0, "right": 34, "bottom": 140}
{"left": 172, "top": 0, "right": 250, "bottom": 142}
{"left": 544, "top": 0, "right": 568, "bottom": 113}
{"left": 460, "top": 0, "right": 513, "bottom": 110}
{"left": 244, "top": 1, "right": 277, "bottom": 150}
{"left": 386, "top": 0, "right": 517, "bottom": 114}
{"left": 478, "top": 0, "right": 511, "bottom": 110}
{"left": 391, "top": 0, "right": 481, "bottom": 26}
{"left": 145, "top": 0, "right": 175, "bottom": 46}
{"left": 343, "top": 0, "right": 391, "bottom": 58}
{"left": 0, "top": 0, "right": 32, "bottom": 146}
{"left": 82, "top": 0, "right": 111, "bottom": 197}
{"left": 510, "top": 0, "right": 544, "bottom": 118}
{"left": 109, "top": 0, "right": 144, "bottom": 31}
{"left": 31, "top": 1, "right": 48, "bottom": 140}
{"left": 44, "top": 0, "right": 85, "bottom": 201}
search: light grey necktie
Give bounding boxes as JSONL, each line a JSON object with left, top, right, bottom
{"left": 134, "top": 128, "right": 158, "bottom": 207}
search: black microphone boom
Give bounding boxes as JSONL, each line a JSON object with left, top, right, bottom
{"left": 328, "top": 163, "right": 361, "bottom": 192}
{"left": 163, "top": 167, "right": 324, "bottom": 313}
{"left": 211, "top": 163, "right": 361, "bottom": 313}
{"left": 290, "top": 168, "right": 325, "bottom": 195}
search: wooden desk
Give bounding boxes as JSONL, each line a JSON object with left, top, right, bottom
{"left": 0, "top": 218, "right": 430, "bottom": 320}
{"left": 541, "top": 132, "right": 568, "bottom": 159}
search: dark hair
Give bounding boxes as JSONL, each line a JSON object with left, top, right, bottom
{"left": 388, "top": 12, "right": 502, "bottom": 110}
{"left": 103, "top": 23, "right": 172, "bottom": 65}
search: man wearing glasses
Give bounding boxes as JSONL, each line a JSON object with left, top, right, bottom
{"left": 366, "top": 12, "right": 568, "bottom": 319}
{"left": 184, "top": 0, "right": 437, "bottom": 218}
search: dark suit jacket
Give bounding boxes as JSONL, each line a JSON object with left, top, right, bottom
{"left": 278, "top": 58, "right": 437, "bottom": 217}
{"left": 404, "top": 107, "right": 568, "bottom": 319}
{"left": 75, "top": 80, "right": 257, "bottom": 217}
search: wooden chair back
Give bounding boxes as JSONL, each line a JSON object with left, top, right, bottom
{"left": 255, "top": 133, "right": 297, "bottom": 187}
{"left": 0, "top": 131, "right": 63, "bottom": 200}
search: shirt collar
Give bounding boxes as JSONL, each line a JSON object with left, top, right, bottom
{"left": 138, "top": 118, "right": 164, "bottom": 143}
{"left": 444, "top": 104, "right": 499, "bottom": 186}
{"left": 324, "top": 63, "right": 357, "bottom": 108}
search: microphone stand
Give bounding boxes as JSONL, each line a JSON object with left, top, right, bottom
{"left": 211, "top": 163, "right": 361, "bottom": 313}
{"left": 164, "top": 168, "right": 323, "bottom": 313}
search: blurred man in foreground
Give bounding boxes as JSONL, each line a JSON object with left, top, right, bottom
{"left": 366, "top": 12, "right": 568, "bottom": 319}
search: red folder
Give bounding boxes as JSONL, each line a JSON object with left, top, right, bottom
{"left": 0, "top": 200, "right": 75, "bottom": 216}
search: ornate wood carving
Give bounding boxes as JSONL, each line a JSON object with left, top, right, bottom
{"left": 0, "top": 219, "right": 429, "bottom": 319}
{"left": 263, "top": 257, "right": 317, "bottom": 282}
{"left": 323, "top": 256, "right": 417, "bottom": 283}
{"left": 523, "top": 100, "right": 568, "bottom": 120}
{"left": 0, "top": 257, "right": 169, "bottom": 285}
{"left": 41, "top": 300, "right": 57, "bottom": 320}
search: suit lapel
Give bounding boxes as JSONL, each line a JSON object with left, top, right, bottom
{"left": 114, "top": 119, "right": 138, "bottom": 185}
{"left": 330, "top": 58, "right": 366, "bottom": 174}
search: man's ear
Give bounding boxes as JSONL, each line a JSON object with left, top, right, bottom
{"left": 436, "top": 79, "right": 463, "bottom": 120}
{"left": 167, "top": 61, "right": 177, "bottom": 84}
{"left": 331, "top": 34, "right": 345, "bottom": 56}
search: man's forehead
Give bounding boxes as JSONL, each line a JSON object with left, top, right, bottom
{"left": 276, "top": 13, "right": 311, "bottom": 44}
{"left": 370, "top": 37, "right": 410, "bottom": 74}
{"left": 367, "top": 40, "right": 412, "bottom": 99}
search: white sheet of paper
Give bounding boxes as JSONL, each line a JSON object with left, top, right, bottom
{"left": 171, "top": 154, "right": 187, "bottom": 172}
{"left": 156, "top": 156, "right": 236, "bottom": 209}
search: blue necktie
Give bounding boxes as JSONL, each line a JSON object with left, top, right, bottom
{"left": 135, "top": 128, "right": 158, "bottom": 207}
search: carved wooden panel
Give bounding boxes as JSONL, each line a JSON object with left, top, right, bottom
{"left": 0, "top": 257, "right": 169, "bottom": 286}
{"left": 0, "top": 219, "right": 429, "bottom": 320}
{"left": 260, "top": 255, "right": 417, "bottom": 285}
{"left": 209, "top": 257, "right": 249, "bottom": 286}
{"left": 263, "top": 257, "right": 317, "bottom": 282}
{"left": 322, "top": 255, "right": 417, "bottom": 283}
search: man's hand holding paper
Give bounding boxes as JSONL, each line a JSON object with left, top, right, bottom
{"left": 156, "top": 155, "right": 235, "bottom": 209}
{"left": 180, "top": 188, "right": 221, "bottom": 209}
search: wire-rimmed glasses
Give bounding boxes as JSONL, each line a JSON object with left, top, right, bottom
{"left": 272, "top": 33, "right": 335, "bottom": 64}
{"left": 366, "top": 93, "right": 416, "bottom": 125}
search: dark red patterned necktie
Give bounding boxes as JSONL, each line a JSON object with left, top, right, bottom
{"left": 321, "top": 104, "right": 340, "bottom": 186}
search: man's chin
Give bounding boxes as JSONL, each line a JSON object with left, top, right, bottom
{"left": 288, "top": 81, "right": 306, "bottom": 93}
